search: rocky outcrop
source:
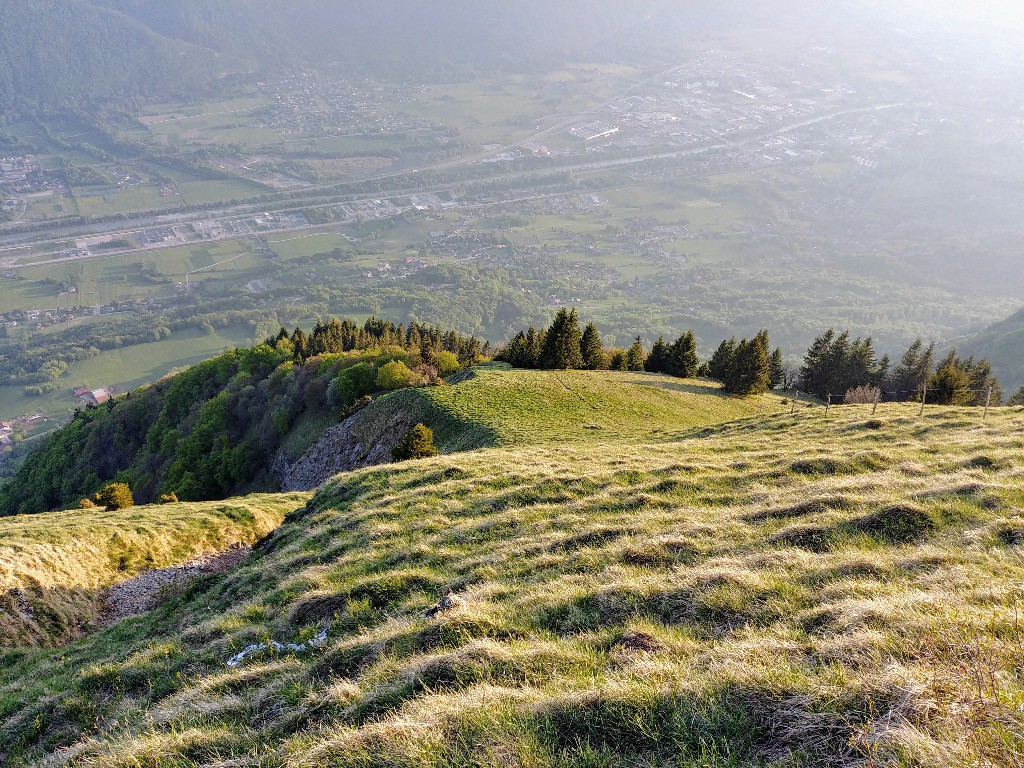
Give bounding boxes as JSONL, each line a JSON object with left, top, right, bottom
{"left": 98, "top": 546, "right": 251, "bottom": 627}
{"left": 274, "top": 406, "right": 418, "bottom": 492}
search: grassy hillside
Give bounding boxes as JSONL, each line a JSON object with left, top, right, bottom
{"left": 0, "top": 493, "right": 307, "bottom": 648}
{"left": 351, "top": 364, "right": 808, "bottom": 453}
{"left": 0, "top": 355, "right": 796, "bottom": 516}
{"left": 2, "top": 401, "right": 1022, "bottom": 765}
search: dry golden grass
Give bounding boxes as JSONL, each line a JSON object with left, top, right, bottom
{"left": 1, "top": 402, "right": 1023, "bottom": 766}
{"left": 0, "top": 494, "right": 309, "bottom": 647}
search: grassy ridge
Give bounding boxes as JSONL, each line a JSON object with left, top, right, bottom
{"left": 0, "top": 493, "right": 308, "bottom": 647}
{"left": 1, "top": 402, "right": 1023, "bottom": 765}
{"left": 360, "top": 364, "right": 807, "bottom": 452}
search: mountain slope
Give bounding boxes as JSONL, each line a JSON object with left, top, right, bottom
{"left": 2, "top": 402, "right": 1022, "bottom": 765}
{"left": 0, "top": 0, "right": 218, "bottom": 115}
{"left": 0, "top": 354, "right": 795, "bottom": 517}
{"left": 962, "top": 306, "right": 1024, "bottom": 392}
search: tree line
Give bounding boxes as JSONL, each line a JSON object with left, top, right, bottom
{"left": 498, "top": 309, "right": 1010, "bottom": 406}
{"left": 496, "top": 308, "right": 779, "bottom": 395}
{"left": 798, "top": 330, "right": 1003, "bottom": 405}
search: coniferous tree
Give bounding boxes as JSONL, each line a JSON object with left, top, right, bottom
{"left": 667, "top": 331, "right": 700, "bottom": 378}
{"left": 799, "top": 329, "right": 835, "bottom": 394}
{"left": 725, "top": 330, "right": 771, "bottom": 395}
{"left": 708, "top": 338, "right": 737, "bottom": 382}
{"left": 525, "top": 326, "right": 543, "bottom": 368}
{"left": 645, "top": 336, "right": 669, "bottom": 374}
{"left": 1008, "top": 386, "right": 1024, "bottom": 407}
{"left": 626, "top": 337, "right": 647, "bottom": 371}
{"left": 609, "top": 350, "right": 628, "bottom": 371}
{"left": 291, "top": 328, "right": 309, "bottom": 362}
{"left": 540, "top": 308, "right": 583, "bottom": 370}
{"left": 581, "top": 322, "right": 604, "bottom": 370}
{"left": 769, "top": 347, "right": 785, "bottom": 389}
{"left": 926, "top": 350, "right": 1001, "bottom": 406}
{"left": 889, "top": 339, "right": 935, "bottom": 401}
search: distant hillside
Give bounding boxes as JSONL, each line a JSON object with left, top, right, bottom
{"left": 2, "top": 403, "right": 1022, "bottom": 764}
{"left": 962, "top": 307, "right": 1024, "bottom": 392}
{"left": 3, "top": 0, "right": 809, "bottom": 115}
{"left": 0, "top": 0, "right": 218, "bottom": 115}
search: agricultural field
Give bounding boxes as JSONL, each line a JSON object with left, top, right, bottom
{"left": 0, "top": 325, "right": 254, "bottom": 422}
{"left": 1, "top": 380, "right": 1022, "bottom": 765}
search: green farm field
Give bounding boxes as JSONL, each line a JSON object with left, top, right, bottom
{"left": 0, "top": 325, "right": 253, "bottom": 422}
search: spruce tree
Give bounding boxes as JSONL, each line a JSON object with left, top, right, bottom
{"left": 708, "top": 338, "right": 737, "bottom": 382}
{"left": 769, "top": 347, "right": 785, "bottom": 390}
{"left": 581, "top": 322, "right": 604, "bottom": 370}
{"left": 890, "top": 339, "right": 935, "bottom": 401}
{"left": 525, "top": 326, "right": 542, "bottom": 368}
{"left": 626, "top": 337, "right": 647, "bottom": 371}
{"left": 645, "top": 336, "right": 669, "bottom": 374}
{"left": 291, "top": 328, "right": 309, "bottom": 362}
{"left": 667, "top": 331, "right": 699, "bottom": 378}
{"left": 726, "top": 330, "right": 771, "bottom": 395}
{"left": 540, "top": 308, "right": 583, "bottom": 370}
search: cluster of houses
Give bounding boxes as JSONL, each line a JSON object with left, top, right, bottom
{"left": 0, "top": 413, "right": 47, "bottom": 450}
{"left": 259, "top": 71, "right": 431, "bottom": 136}
{"left": 72, "top": 386, "right": 122, "bottom": 407}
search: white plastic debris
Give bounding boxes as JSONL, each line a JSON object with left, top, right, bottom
{"left": 226, "top": 624, "right": 329, "bottom": 667}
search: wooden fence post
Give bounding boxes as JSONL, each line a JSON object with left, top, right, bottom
{"left": 872, "top": 389, "right": 881, "bottom": 416}
{"left": 919, "top": 385, "right": 927, "bottom": 417}
{"left": 825, "top": 393, "right": 831, "bottom": 417}
{"left": 984, "top": 386, "right": 992, "bottom": 422}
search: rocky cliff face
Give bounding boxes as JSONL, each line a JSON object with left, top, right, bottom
{"left": 273, "top": 406, "right": 416, "bottom": 492}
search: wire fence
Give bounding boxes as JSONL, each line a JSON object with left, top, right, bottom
{"left": 782, "top": 385, "right": 1003, "bottom": 421}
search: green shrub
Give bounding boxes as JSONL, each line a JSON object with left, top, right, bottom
{"left": 435, "top": 350, "right": 460, "bottom": 377}
{"left": 393, "top": 424, "right": 439, "bottom": 461}
{"left": 376, "top": 360, "right": 420, "bottom": 391}
{"left": 94, "top": 483, "right": 134, "bottom": 511}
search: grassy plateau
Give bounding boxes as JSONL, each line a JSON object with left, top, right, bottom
{"left": 0, "top": 375, "right": 1022, "bottom": 767}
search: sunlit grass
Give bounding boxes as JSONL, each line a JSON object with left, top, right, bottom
{"left": 1, "top": 397, "right": 1022, "bottom": 766}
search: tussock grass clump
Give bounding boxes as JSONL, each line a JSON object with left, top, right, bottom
{"left": 1, "top": 403, "right": 1023, "bottom": 766}
{"left": 848, "top": 504, "right": 938, "bottom": 544}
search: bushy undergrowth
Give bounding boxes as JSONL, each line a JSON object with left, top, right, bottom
{"left": 1, "top": 403, "right": 1023, "bottom": 766}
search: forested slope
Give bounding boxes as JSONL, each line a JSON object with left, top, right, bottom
{"left": 0, "top": 318, "right": 483, "bottom": 515}
{"left": 0, "top": 0, "right": 217, "bottom": 116}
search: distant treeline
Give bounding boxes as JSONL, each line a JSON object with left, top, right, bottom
{"left": 797, "top": 330, "right": 1003, "bottom": 406}
{"left": 498, "top": 309, "right": 1005, "bottom": 405}
{"left": 0, "top": 317, "right": 483, "bottom": 516}
{"left": 497, "top": 308, "right": 778, "bottom": 395}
